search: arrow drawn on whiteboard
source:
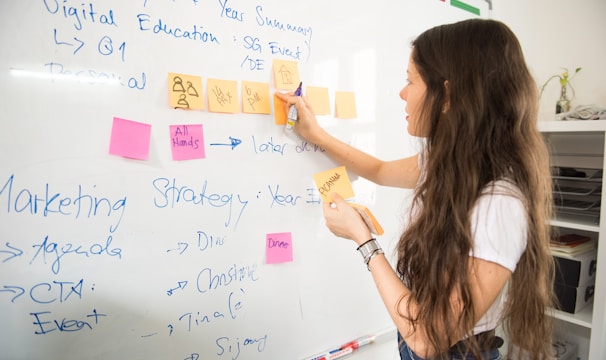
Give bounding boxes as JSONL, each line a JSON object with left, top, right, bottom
{"left": 0, "top": 242, "right": 23, "bottom": 263}
{"left": 53, "top": 29, "right": 85, "bottom": 54}
{"left": 166, "top": 242, "right": 188, "bottom": 255}
{"left": 0, "top": 285, "right": 25, "bottom": 302}
{"left": 210, "top": 136, "right": 242, "bottom": 150}
{"left": 166, "top": 281, "right": 188, "bottom": 296}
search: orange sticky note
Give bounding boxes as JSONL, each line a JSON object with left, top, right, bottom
{"left": 168, "top": 73, "right": 204, "bottom": 110}
{"left": 208, "top": 78, "right": 239, "bottom": 113}
{"left": 335, "top": 91, "right": 357, "bottom": 119}
{"left": 349, "top": 203, "right": 384, "bottom": 235}
{"left": 273, "top": 93, "right": 288, "bottom": 125}
{"left": 313, "top": 166, "right": 355, "bottom": 202}
{"left": 109, "top": 117, "right": 151, "bottom": 160}
{"left": 169, "top": 124, "right": 206, "bottom": 160}
{"left": 242, "top": 81, "right": 270, "bottom": 114}
{"left": 306, "top": 86, "right": 331, "bottom": 115}
{"left": 272, "top": 59, "right": 300, "bottom": 90}
{"left": 266, "top": 232, "right": 293, "bottom": 264}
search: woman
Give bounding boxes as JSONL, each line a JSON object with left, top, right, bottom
{"left": 277, "top": 19, "right": 555, "bottom": 359}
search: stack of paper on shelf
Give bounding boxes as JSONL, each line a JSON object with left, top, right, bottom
{"left": 550, "top": 233, "right": 596, "bottom": 256}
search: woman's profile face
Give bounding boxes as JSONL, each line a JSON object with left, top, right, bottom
{"left": 400, "top": 55, "right": 428, "bottom": 137}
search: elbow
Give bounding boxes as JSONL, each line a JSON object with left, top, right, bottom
{"left": 402, "top": 336, "right": 432, "bottom": 359}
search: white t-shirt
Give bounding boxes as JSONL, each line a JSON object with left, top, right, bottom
{"left": 415, "top": 153, "right": 528, "bottom": 334}
{"left": 469, "top": 180, "right": 528, "bottom": 334}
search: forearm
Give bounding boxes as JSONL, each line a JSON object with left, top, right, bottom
{"left": 276, "top": 91, "right": 420, "bottom": 188}
{"left": 311, "top": 128, "right": 382, "bottom": 181}
{"left": 310, "top": 128, "right": 420, "bottom": 188}
{"left": 366, "top": 253, "right": 431, "bottom": 357}
{"left": 367, "top": 254, "right": 498, "bottom": 357}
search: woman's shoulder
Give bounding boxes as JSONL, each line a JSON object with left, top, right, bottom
{"left": 481, "top": 179, "right": 524, "bottom": 199}
{"left": 472, "top": 179, "right": 528, "bottom": 272}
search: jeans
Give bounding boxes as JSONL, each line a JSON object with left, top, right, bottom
{"left": 398, "top": 332, "right": 503, "bottom": 360}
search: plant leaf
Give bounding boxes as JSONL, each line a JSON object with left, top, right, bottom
{"left": 539, "top": 74, "right": 561, "bottom": 98}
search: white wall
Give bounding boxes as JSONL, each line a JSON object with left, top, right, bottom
{"left": 494, "top": 0, "right": 606, "bottom": 121}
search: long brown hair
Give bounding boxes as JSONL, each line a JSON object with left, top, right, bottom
{"left": 396, "top": 19, "right": 555, "bottom": 359}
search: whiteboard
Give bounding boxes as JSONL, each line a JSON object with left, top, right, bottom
{"left": 0, "top": 1, "right": 487, "bottom": 359}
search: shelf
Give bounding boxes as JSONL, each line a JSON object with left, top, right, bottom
{"left": 540, "top": 119, "right": 606, "bottom": 360}
{"left": 554, "top": 186, "right": 601, "bottom": 196}
{"left": 538, "top": 119, "right": 606, "bottom": 133}
{"left": 555, "top": 198, "right": 600, "bottom": 211}
{"left": 552, "top": 303, "right": 593, "bottom": 329}
{"left": 551, "top": 153, "right": 604, "bottom": 158}
{"left": 552, "top": 167, "right": 603, "bottom": 182}
{"left": 550, "top": 216, "right": 600, "bottom": 232}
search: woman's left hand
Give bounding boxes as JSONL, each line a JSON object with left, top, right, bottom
{"left": 322, "top": 193, "right": 372, "bottom": 246}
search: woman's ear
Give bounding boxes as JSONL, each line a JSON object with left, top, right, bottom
{"left": 442, "top": 80, "right": 450, "bottom": 114}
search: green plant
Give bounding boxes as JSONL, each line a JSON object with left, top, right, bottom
{"left": 539, "top": 67, "right": 582, "bottom": 99}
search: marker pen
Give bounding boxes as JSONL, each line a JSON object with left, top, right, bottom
{"left": 340, "top": 335, "right": 376, "bottom": 350}
{"left": 325, "top": 347, "right": 353, "bottom": 360}
{"left": 307, "top": 347, "right": 341, "bottom": 360}
{"left": 285, "top": 81, "right": 303, "bottom": 131}
{"left": 305, "top": 333, "right": 375, "bottom": 360}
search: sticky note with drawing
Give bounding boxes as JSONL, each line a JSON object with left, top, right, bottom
{"left": 272, "top": 59, "right": 300, "bottom": 90}
{"left": 242, "top": 81, "right": 271, "bottom": 114}
{"left": 208, "top": 78, "right": 239, "bottom": 113}
{"left": 168, "top": 72, "right": 204, "bottom": 110}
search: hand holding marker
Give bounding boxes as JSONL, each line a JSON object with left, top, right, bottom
{"left": 285, "top": 81, "right": 303, "bottom": 131}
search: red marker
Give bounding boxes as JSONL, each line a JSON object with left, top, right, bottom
{"left": 340, "top": 335, "right": 376, "bottom": 350}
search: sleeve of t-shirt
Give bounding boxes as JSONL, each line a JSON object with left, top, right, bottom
{"left": 469, "top": 191, "right": 528, "bottom": 272}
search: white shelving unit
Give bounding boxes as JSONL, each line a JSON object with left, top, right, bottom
{"left": 538, "top": 120, "right": 606, "bottom": 359}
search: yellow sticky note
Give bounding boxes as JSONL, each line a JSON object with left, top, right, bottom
{"left": 208, "top": 78, "right": 239, "bottom": 113}
{"left": 272, "top": 59, "right": 300, "bottom": 90}
{"left": 313, "top": 166, "right": 355, "bottom": 202}
{"left": 168, "top": 73, "right": 204, "bottom": 110}
{"left": 306, "top": 86, "right": 331, "bottom": 115}
{"left": 335, "top": 91, "right": 357, "bottom": 119}
{"left": 242, "top": 81, "right": 270, "bottom": 114}
{"left": 273, "top": 93, "right": 288, "bottom": 125}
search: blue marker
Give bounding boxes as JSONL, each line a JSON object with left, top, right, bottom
{"left": 285, "top": 81, "right": 303, "bottom": 131}
{"left": 306, "top": 347, "right": 343, "bottom": 360}
{"left": 306, "top": 347, "right": 353, "bottom": 360}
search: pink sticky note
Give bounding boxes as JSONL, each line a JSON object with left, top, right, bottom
{"left": 266, "top": 232, "right": 293, "bottom": 264}
{"left": 169, "top": 124, "right": 206, "bottom": 160}
{"left": 109, "top": 117, "right": 152, "bottom": 160}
